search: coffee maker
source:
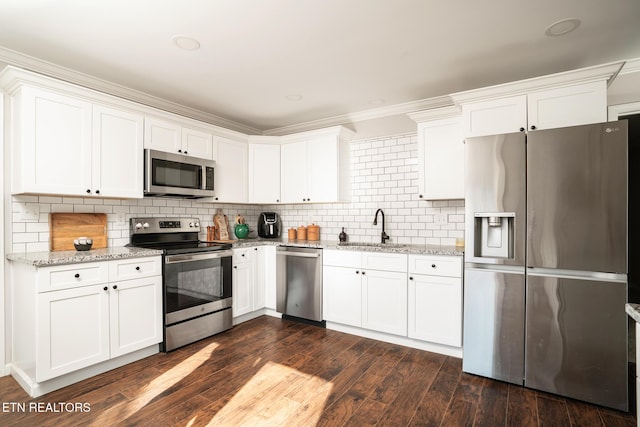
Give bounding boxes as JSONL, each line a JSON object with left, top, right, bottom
{"left": 258, "top": 212, "right": 281, "bottom": 238}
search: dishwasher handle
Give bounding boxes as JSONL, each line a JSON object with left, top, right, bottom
{"left": 277, "top": 251, "right": 320, "bottom": 258}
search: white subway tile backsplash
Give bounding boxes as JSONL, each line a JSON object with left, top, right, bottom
{"left": 9, "top": 132, "right": 464, "bottom": 250}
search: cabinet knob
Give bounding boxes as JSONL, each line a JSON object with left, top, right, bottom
{"left": 178, "top": 149, "right": 182, "bottom": 153}
{"left": 276, "top": 199, "right": 280, "bottom": 203}
{"left": 361, "top": 271, "right": 366, "bottom": 275}
{"left": 519, "top": 127, "right": 525, "bottom": 132}
{"left": 419, "top": 195, "right": 423, "bottom": 199}
{"left": 215, "top": 197, "right": 219, "bottom": 201}
{"left": 112, "top": 285, "right": 118, "bottom": 290}
{"left": 234, "top": 265, "right": 238, "bottom": 269}
{"left": 86, "top": 189, "right": 91, "bottom": 194}
{"left": 431, "top": 264, "right": 437, "bottom": 268}
{"left": 409, "top": 276, "right": 414, "bottom": 280}
{"left": 95, "top": 189, "right": 100, "bottom": 194}
{"left": 355, "top": 270, "right": 359, "bottom": 274}
{"left": 74, "top": 273, "right": 80, "bottom": 278}
{"left": 103, "top": 286, "right": 108, "bottom": 291}
{"left": 530, "top": 125, "right": 537, "bottom": 130}
{"left": 135, "top": 266, "right": 141, "bottom": 271}
{"left": 184, "top": 151, "right": 188, "bottom": 154}
{"left": 242, "top": 253, "right": 245, "bottom": 257}
{"left": 254, "top": 248, "right": 258, "bottom": 251}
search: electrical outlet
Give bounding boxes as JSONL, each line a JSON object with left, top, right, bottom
{"left": 20, "top": 204, "right": 40, "bottom": 221}
{"left": 116, "top": 213, "right": 127, "bottom": 226}
{"left": 434, "top": 213, "right": 448, "bottom": 225}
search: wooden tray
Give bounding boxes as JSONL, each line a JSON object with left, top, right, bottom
{"left": 49, "top": 213, "right": 108, "bottom": 251}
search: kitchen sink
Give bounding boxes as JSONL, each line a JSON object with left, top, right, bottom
{"left": 338, "top": 242, "right": 408, "bottom": 249}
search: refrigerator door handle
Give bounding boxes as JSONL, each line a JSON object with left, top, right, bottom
{"left": 526, "top": 267, "right": 626, "bottom": 283}
{"left": 465, "top": 263, "right": 525, "bottom": 275}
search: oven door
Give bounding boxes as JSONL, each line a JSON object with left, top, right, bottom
{"left": 163, "top": 250, "right": 232, "bottom": 325}
{"left": 144, "top": 149, "right": 215, "bottom": 198}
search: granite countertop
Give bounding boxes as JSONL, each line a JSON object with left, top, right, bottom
{"left": 231, "top": 237, "right": 464, "bottom": 256}
{"left": 6, "top": 246, "right": 163, "bottom": 267}
{"left": 7, "top": 239, "right": 463, "bottom": 267}
{"left": 626, "top": 303, "right": 640, "bottom": 323}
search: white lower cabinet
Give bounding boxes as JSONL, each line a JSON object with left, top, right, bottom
{"left": 37, "top": 284, "right": 110, "bottom": 381}
{"left": 323, "top": 265, "right": 362, "bottom": 327}
{"left": 109, "top": 276, "right": 163, "bottom": 358}
{"left": 323, "top": 249, "right": 463, "bottom": 352}
{"left": 260, "top": 246, "right": 277, "bottom": 310}
{"left": 407, "top": 255, "right": 462, "bottom": 347}
{"left": 232, "top": 247, "right": 256, "bottom": 317}
{"left": 323, "top": 250, "right": 407, "bottom": 335}
{"left": 362, "top": 269, "right": 408, "bottom": 336}
{"left": 12, "top": 256, "right": 163, "bottom": 385}
{"left": 233, "top": 246, "right": 277, "bottom": 318}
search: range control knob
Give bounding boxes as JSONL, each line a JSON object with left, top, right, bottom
{"left": 194, "top": 221, "right": 200, "bottom": 228}
{"left": 135, "top": 222, "right": 143, "bottom": 229}
{"left": 143, "top": 222, "right": 150, "bottom": 229}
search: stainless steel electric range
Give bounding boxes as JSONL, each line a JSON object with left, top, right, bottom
{"left": 128, "top": 217, "right": 233, "bottom": 351}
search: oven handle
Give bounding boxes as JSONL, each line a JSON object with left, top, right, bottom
{"left": 165, "top": 250, "right": 233, "bottom": 264}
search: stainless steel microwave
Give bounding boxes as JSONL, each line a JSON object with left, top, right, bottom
{"left": 144, "top": 149, "right": 215, "bottom": 198}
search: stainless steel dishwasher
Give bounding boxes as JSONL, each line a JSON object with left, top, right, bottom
{"left": 276, "top": 246, "right": 323, "bottom": 323}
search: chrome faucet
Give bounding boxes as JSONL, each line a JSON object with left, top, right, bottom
{"left": 373, "top": 208, "right": 390, "bottom": 244}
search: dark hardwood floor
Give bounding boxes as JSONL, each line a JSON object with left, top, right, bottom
{"left": 0, "top": 316, "right": 636, "bottom": 426}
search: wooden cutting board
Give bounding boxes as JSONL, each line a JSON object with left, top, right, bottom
{"left": 49, "top": 213, "right": 108, "bottom": 251}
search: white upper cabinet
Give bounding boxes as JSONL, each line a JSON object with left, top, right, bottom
{"left": 182, "top": 127, "right": 214, "bottom": 160}
{"left": 410, "top": 107, "right": 464, "bottom": 200}
{"left": 281, "top": 140, "right": 309, "bottom": 203}
{"left": 10, "top": 86, "right": 92, "bottom": 196}
{"left": 526, "top": 81, "right": 607, "bottom": 131}
{"left": 6, "top": 84, "right": 143, "bottom": 198}
{"left": 460, "top": 95, "right": 527, "bottom": 137}
{"left": 248, "top": 137, "right": 281, "bottom": 204}
{"left": 451, "top": 61, "right": 623, "bottom": 137}
{"left": 280, "top": 127, "right": 353, "bottom": 204}
{"left": 92, "top": 105, "right": 144, "bottom": 198}
{"left": 214, "top": 136, "right": 248, "bottom": 203}
{"left": 144, "top": 116, "right": 214, "bottom": 160}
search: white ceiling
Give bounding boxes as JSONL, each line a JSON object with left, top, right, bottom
{"left": 0, "top": 0, "right": 639, "bottom": 134}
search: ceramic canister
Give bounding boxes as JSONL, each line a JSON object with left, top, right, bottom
{"left": 307, "top": 224, "right": 320, "bottom": 241}
{"left": 297, "top": 226, "right": 307, "bottom": 240}
{"left": 288, "top": 228, "right": 297, "bottom": 240}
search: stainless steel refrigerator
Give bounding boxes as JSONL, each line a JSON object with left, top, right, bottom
{"left": 462, "top": 120, "right": 629, "bottom": 411}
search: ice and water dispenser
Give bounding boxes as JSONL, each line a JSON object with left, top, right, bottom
{"left": 472, "top": 213, "right": 515, "bottom": 259}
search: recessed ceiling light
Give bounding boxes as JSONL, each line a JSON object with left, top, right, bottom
{"left": 368, "top": 98, "right": 386, "bottom": 106}
{"left": 544, "top": 18, "right": 581, "bottom": 37}
{"left": 285, "top": 94, "right": 303, "bottom": 101}
{"left": 171, "top": 35, "right": 201, "bottom": 51}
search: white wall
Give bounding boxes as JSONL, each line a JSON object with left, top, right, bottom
{"left": 9, "top": 132, "right": 463, "bottom": 252}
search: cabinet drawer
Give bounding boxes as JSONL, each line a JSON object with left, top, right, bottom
{"left": 361, "top": 252, "right": 407, "bottom": 273}
{"left": 233, "top": 247, "right": 255, "bottom": 263}
{"left": 408, "top": 255, "right": 462, "bottom": 277}
{"left": 323, "top": 249, "right": 361, "bottom": 268}
{"left": 109, "top": 256, "right": 162, "bottom": 281}
{"left": 37, "top": 262, "right": 108, "bottom": 292}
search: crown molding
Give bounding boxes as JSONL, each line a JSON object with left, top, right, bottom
{"left": 450, "top": 60, "right": 625, "bottom": 105}
{"left": 262, "top": 96, "right": 453, "bottom": 136}
{"left": 407, "top": 105, "right": 461, "bottom": 122}
{"left": 0, "top": 45, "right": 261, "bottom": 135}
{"left": 619, "top": 57, "right": 640, "bottom": 75}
